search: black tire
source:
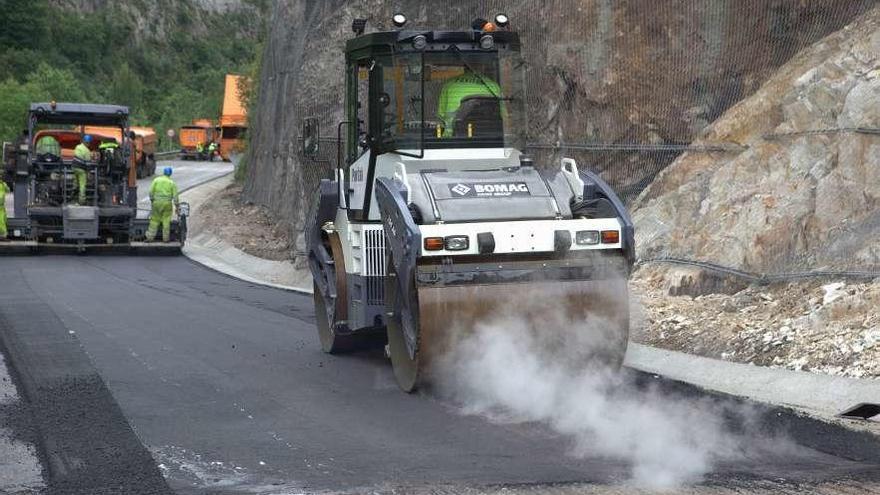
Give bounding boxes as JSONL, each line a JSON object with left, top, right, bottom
{"left": 313, "top": 281, "right": 359, "bottom": 354}
{"left": 385, "top": 263, "right": 421, "bottom": 392}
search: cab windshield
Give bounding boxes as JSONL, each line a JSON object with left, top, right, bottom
{"left": 376, "top": 48, "right": 526, "bottom": 152}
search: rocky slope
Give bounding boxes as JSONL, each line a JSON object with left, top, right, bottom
{"left": 243, "top": 0, "right": 875, "bottom": 262}
{"left": 633, "top": 268, "right": 880, "bottom": 379}
{"left": 49, "top": 0, "right": 265, "bottom": 39}
{"left": 634, "top": 5, "right": 880, "bottom": 277}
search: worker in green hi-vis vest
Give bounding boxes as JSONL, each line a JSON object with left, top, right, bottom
{"left": 145, "top": 167, "right": 179, "bottom": 242}
{"left": 436, "top": 68, "right": 503, "bottom": 138}
{"left": 0, "top": 180, "right": 9, "bottom": 240}
{"left": 72, "top": 134, "right": 93, "bottom": 204}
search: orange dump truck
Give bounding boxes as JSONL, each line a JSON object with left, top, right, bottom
{"left": 219, "top": 74, "right": 248, "bottom": 161}
{"left": 84, "top": 125, "right": 156, "bottom": 178}
{"left": 179, "top": 120, "right": 216, "bottom": 160}
{"left": 130, "top": 127, "right": 157, "bottom": 178}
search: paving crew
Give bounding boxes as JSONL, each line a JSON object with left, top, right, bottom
{"left": 437, "top": 66, "right": 503, "bottom": 137}
{"left": 72, "top": 134, "right": 93, "bottom": 204}
{"left": 0, "top": 180, "right": 9, "bottom": 241}
{"left": 145, "top": 167, "right": 179, "bottom": 242}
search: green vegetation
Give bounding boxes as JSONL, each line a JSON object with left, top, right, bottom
{"left": 0, "top": 0, "right": 267, "bottom": 148}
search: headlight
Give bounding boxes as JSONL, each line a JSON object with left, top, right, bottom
{"left": 495, "top": 13, "right": 509, "bottom": 27}
{"left": 575, "top": 230, "right": 599, "bottom": 245}
{"left": 392, "top": 13, "right": 407, "bottom": 28}
{"left": 444, "top": 235, "right": 469, "bottom": 251}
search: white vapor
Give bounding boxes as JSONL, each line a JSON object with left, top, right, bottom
{"left": 430, "top": 285, "right": 766, "bottom": 490}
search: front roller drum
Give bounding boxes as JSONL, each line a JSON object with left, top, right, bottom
{"left": 314, "top": 231, "right": 357, "bottom": 354}
{"left": 385, "top": 268, "right": 630, "bottom": 392}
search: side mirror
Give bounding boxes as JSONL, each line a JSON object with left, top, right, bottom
{"left": 302, "top": 117, "right": 320, "bottom": 158}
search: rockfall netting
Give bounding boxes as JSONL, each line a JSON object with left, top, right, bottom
{"left": 244, "top": 0, "right": 880, "bottom": 278}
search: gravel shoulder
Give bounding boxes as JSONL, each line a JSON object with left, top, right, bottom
{"left": 632, "top": 265, "right": 880, "bottom": 380}
{"left": 196, "top": 181, "right": 293, "bottom": 262}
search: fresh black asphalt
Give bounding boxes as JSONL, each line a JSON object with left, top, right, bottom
{"left": 0, "top": 255, "right": 878, "bottom": 494}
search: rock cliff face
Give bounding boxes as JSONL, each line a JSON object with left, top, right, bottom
{"left": 49, "top": 0, "right": 264, "bottom": 40}
{"left": 243, "top": 0, "right": 876, "bottom": 263}
{"left": 634, "top": 5, "right": 880, "bottom": 275}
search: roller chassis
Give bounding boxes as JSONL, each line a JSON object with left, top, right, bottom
{"left": 305, "top": 21, "right": 634, "bottom": 391}
{"left": 308, "top": 151, "right": 634, "bottom": 391}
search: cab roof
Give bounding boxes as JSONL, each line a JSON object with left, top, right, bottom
{"left": 345, "top": 29, "right": 520, "bottom": 56}
{"left": 29, "top": 102, "right": 129, "bottom": 126}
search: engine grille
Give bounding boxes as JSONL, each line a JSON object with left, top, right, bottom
{"left": 364, "top": 228, "right": 386, "bottom": 305}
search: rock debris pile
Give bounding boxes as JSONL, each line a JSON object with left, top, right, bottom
{"left": 633, "top": 267, "right": 880, "bottom": 379}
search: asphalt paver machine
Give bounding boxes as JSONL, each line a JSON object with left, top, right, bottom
{"left": 306, "top": 15, "right": 634, "bottom": 391}
{"left": 2, "top": 102, "right": 186, "bottom": 253}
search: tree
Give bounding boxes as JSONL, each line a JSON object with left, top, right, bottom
{"left": 25, "top": 63, "right": 86, "bottom": 102}
{"left": 0, "top": 78, "right": 44, "bottom": 142}
{"left": 0, "top": 0, "right": 49, "bottom": 51}
{"left": 109, "top": 63, "right": 145, "bottom": 111}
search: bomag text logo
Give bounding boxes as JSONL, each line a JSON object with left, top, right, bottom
{"left": 474, "top": 183, "right": 528, "bottom": 194}
{"left": 449, "top": 182, "right": 530, "bottom": 198}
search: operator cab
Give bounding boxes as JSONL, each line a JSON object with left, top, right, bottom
{"left": 342, "top": 15, "right": 525, "bottom": 157}
{"left": 304, "top": 14, "right": 527, "bottom": 222}
{"left": 26, "top": 102, "right": 134, "bottom": 208}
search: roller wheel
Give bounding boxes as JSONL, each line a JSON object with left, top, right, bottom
{"left": 313, "top": 232, "right": 356, "bottom": 354}
{"left": 385, "top": 263, "right": 421, "bottom": 392}
{"left": 313, "top": 281, "right": 358, "bottom": 354}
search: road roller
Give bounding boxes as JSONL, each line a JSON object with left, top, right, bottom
{"left": 305, "top": 14, "right": 634, "bottom": 391}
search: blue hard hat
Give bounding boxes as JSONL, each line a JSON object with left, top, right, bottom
{"left": 163, "top": 167, "right": 173, "bottom": 176}
{"left": 82, "top": 134, "right": 92, "bottom": 143}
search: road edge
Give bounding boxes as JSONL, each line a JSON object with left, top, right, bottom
{"left": 180, "top": 173, "right": 313, "bottom": 295}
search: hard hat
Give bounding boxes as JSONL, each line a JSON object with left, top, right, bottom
{"left": 83, "top": 134, "right": 93, "bottom": 143}
{"left": 163, "top": 167, "right": 173, "bottom": 176}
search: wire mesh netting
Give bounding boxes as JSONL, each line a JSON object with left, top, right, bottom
{"left": 244, "top": 0, "right": 880, "bottom": 278}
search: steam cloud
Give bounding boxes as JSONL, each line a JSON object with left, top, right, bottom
{"left": 431, "top": 285, "right": 769, "bottom": 490}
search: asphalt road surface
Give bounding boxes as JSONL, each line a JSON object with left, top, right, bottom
{"left": 0, "top": 254, "right": 879, "bottom": 494}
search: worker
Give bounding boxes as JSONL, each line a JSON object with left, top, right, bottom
{"left": 98, "top": 139, "right": 119, "bottom": 151}
{"left": 0, "top": 180, "right": 9, "bottom": 241}
{"left": 196, "top": 141, "right": 204, "bottom": 159}
{"left": 145, "top": 167, "right": 179, "bottom": 242}
{"left": 98, "top": 138, "right": 119, "bottom": 167}
{"left": 73, "top": 135, "right": 93, "bottom": 204}
{"left": 436, "top": 65, "right": 503, "bottom": 137}
{"left": 207, "top": 141, "right": 217, "bottom": 161}
{"left": 35, "top": 135, "right": 61, "bottom": 159}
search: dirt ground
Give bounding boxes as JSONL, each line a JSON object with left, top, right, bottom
{"left": 197, "top": 183, "right": 293, "bottom": 261}
{"left": 632, "top": 266, "right": 880, "bottom": 380}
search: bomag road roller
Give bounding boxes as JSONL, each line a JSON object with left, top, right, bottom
{"left": 306, "top": 14, "right": 634, "bottom": 392}
{"left": 2, "top": 103, "right": 187, "bottom": 253}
